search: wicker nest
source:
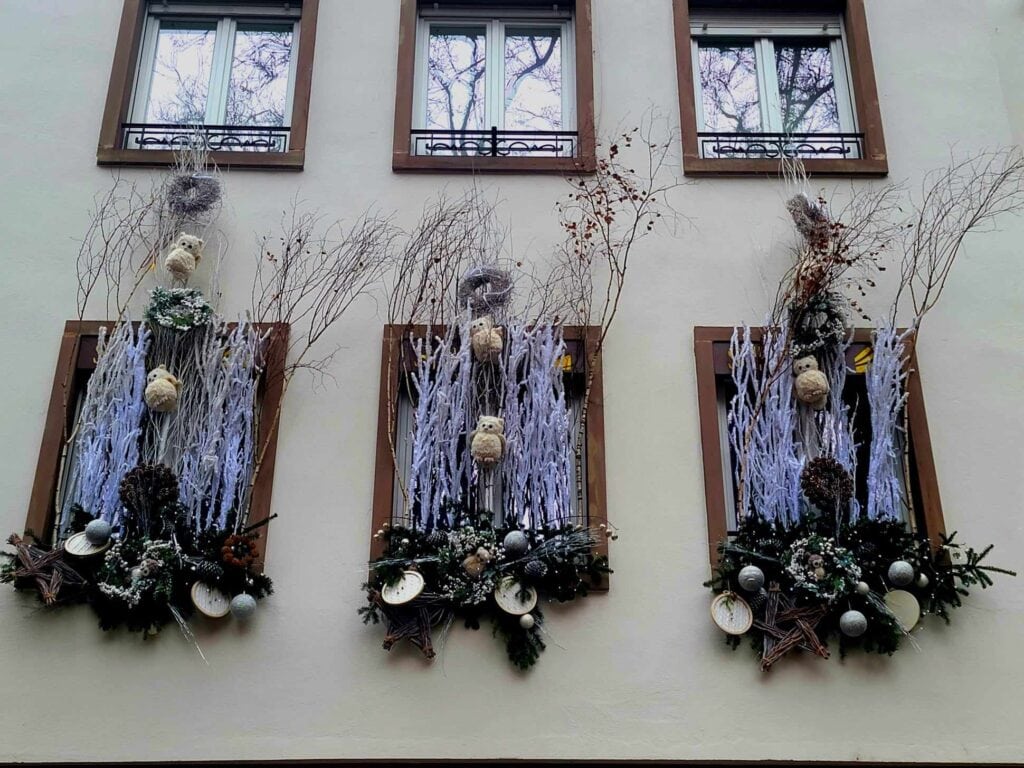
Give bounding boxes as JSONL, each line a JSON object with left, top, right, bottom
{"left": 800, "top": 457, "right": 854, "bottom": 512}
{"left": 166, "top": 173, "right": 221, "bottom": 217}
{"left": 457, "top": 266, "right": 514, "bottom": 313}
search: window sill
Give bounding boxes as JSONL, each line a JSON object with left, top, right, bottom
{"left": 393, "top": 153, "right": 596, "bottom": 174}
{"left": 683, "top": 155, "right": 888, "bottom": 177}
{"left": 96, "top": 147, "right": 305, "bottom": 171}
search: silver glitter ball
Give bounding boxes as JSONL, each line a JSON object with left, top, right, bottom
{"left": 737, "top": 565, "right": 765, "bottom": 592}
{"left": 887, "top": 560, "right": 914, "bottom": 587}
{"left": 855, "top": 581, "right": 871, "bottom": 595}
{"left": 839, "top": 609, "right": 868, "bottom": 638}
{"left": 503, "top": 530, "right": 529, "bottom": 558}
{"left": 85, "top": 519, "right": 111, "bottom": 546}
{"left": 230, "top": 593, "right": 258, "bottom": 620}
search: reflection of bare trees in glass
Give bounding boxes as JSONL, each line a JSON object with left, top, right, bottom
{"left": 147, "top": 27, "right": 214, "bottom": 124}
{"left": 699, "top": 45, "right": 761, "bottom": 132}
{"left": 775, "top": 45, "right": 838, "bottom": 133}
{"left": 504, "top": 31, "right": 562, "bottom": 130}
{"left": 226, "top": 28, "right": 293, "bottom": 126}
{"left": 427, "top": 28, "right": 487, "bottom": 131}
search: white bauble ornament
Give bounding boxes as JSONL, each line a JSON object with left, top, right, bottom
{"left": 503, "top": 530, "right": 529, "bottom": 558}
{"left": 230, "top": 593, "right": 258, "bottom": 620}
{"left": 839, "top": 609, "right": 868, "bottom": 637}
{"left": 887, "top": 560, "right": 914, "bottom": 586}
{"left": 915, "top": 573, "right": 930, "bottom": 588}
{"left": 84, "top": 519, "right": 111, "bottom": 546}
{"left": 737, "top": 565, "right": 765, "bottom": 592}
{"left": 519, "top": 613, "right": 535, "bottom": 630}
{"left": 855, "top": 580, "right": 871, "bottom": 595}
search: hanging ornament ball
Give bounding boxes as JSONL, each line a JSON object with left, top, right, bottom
{"left": 839, "top": 609, "right": 868, "bottom": 638}
{"left": 503, "top": 530, "right": 530, "bottom": 558}
{"left": 84, "top": 519, "right": 112, "bottom": 546}
{"left": 230, "top": 593, "right": 258, "bottom": 620}
{"left": 519, "top": 613, "right": 536, "bottom": 630}
{"left": 737, "top": 565, "right": 765, "bottom": 592}
{"left": 855, "top": 580, "right": 871, "bottom": 595}
{"left": 915, "top": 573, "right": 930, "bottom": 589}
{"left": 887, "top": 560, "right": 914, "bottom": 587}
{"left": 400, "top": 538, "right": 410, "bottom": 546}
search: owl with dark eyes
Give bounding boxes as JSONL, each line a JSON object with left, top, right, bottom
{"left": 164, "top": 232, "right": 204, "bottom": 282}
{"left": 470, "top": 415, "right": 506, "bottom": 467}
{"left": 144, "top": 365, "right": 181, "bottom": 412}
{"left": 793, "top": 355, "right": 829, "bottom": 410}
{"left": 469, "top": 315, "right": 503, "bottom": 363}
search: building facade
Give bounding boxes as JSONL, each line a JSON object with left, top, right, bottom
{"left": 0, "top": 0, "right": 1022, "bottom": 763}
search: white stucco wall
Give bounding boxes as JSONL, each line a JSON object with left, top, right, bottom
{"left": 0, "top": 0, "right": 1022, "bottom": 762}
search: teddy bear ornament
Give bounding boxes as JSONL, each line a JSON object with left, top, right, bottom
{"left": 793, "top": 356, "right": 829, "bottom": 410}
{"left": 164, "top": 233, "right": 204, "bottom": 282}
{"left": 144, "top": 365, "right": 182, "bottom": 412}
{"left": 470, "top": 415, "right": 506, "bottom": 468}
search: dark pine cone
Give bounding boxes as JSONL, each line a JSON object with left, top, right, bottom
{"left": 426, "top": 529, "right": 449, "bottom": 547}
{"left": 801, "top": 456, "right": 854, "bottom": 512}
{"left": 194, "top": 559, "right": 225, "bottom": 584}
{"left": 524, "top": 560, "right": 549, "bottom": 581}
{"left": 749, "top": 589, "right": 768, "bottom": 613}
{"left": 119, "top": 464, "right": 180, "bottom": 515}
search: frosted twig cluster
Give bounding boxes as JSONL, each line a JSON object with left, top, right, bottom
{"left": 864, "top": 325, "right": 911, "bottom": 521}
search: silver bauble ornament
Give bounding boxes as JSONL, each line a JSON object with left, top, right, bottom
{"left": 737, "top": 565, "right": 765, "bottom": 592}
{"left": 503, "top": 530, "right": 529, "bottom": 558}
{"left": 230, "top": 593, "right": 258, "bottom": 620}
{"left": 519, "top": 613, "right": 535, "bottom": 629}
{"left": 855, "top": 580, "right": 871, "bottom": 595}
{"left": 839, "top": 609, "right": 868, "bottom": 637}
{"left": 915, "top": 573, "right": 930, "bottom": 588}
{"left": 84, "top": 519, "right": 112, "bottom": 546}
{"left": 887, "top": 560, "right": 914, "bottom": 586}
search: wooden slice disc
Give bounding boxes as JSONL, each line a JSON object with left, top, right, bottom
{"left": 63, "top": 531, "right": 110, "bottom": 558}
{"left": 381, "top": 570, "right": 426, "bottom": 606}
{"left": 711, "top": 592, "right": 753, "bottom": 635}
{"left": 884, "top": 589, "right": 921, "bottom": 631}
{"left": 191, "top": 581, "right": 232, "bottom": 618}
{"left": 493, "top": 576, "right": 538, "bottom": 616}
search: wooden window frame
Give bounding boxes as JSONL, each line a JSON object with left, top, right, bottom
{"left": 369, "top": 324, "right": 608, "bottom": 588}
{"left": 693, "top": 326, "right": 945, "bottom": 569}
{"left": 25, "top": 320, "right": 289, "bottom": 566}
{"left": 672, "top": 0, "right": 888, "bottom": 177}
{"left": 391, "top": 0, "right": 597, "bottom": 174}
{"left": 96, "top": 0, "right": 320, "bottom": 171}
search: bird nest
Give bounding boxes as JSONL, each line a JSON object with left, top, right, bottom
{"left": 166, "top": 173, "right": 221, "bottom": 217}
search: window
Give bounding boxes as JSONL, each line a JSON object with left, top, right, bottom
{"left": 98, "top": 0, "right": 320, "bottom": 169}
{"left": 24, "top": 322, "right": 288, "bottom": 563}
{"left": 392, "top": 0, "right": 596, "bottom": 172}
{"left": 370, "top": 325, "right": 608, "bottom": 582}
{"left": 673, "top": 0, "right": 888, "bottom": 175}
{"left": 693, "top": 327, "right": 945, "bottom": 567}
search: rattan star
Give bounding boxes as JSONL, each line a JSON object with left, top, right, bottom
{"left": 753, "top": 582, "right": 830, "bottom": 671}
{"left": 6, "top": 534, "right": 87, "bottom": 605}
{"left": 370, "top": 589, "right": 450, "bottom": 660}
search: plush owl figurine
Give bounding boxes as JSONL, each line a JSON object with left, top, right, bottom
{"left": 144, "top": 365, "right": 182, "bottom": 412}
{"left": 164, "top": 233, "right": 204, "bottom": 282}
{"left": 470, "top": 415, "right": 506, "bottom": 467}
{"left": 793, "top": 356, "right": 829, "bottom": 410}
{"left": 469, "top": 315, "right": 503, "bottom": 363}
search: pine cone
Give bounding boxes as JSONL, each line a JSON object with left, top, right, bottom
{"left": 801, "top": 457, "right": 854, "bottom": 511}
{"left": 524, "top": 560, "right": 548, "bottom": 581}
{"left": 427, "top": 529, "right": 449, "bottom": 547}
{"left": 195, "top": 560, "right": 225, "bottom": 583}
{"left": 119, "top": 464, "right": 179, "bottom": 515}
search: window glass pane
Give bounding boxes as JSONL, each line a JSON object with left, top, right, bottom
{"left": 775, "top": 43, "right": 840, "bottom": 133}
{"left": 504, "top": 27, "right": 562, "bottom": 131}
{"left": 145, "top": 21, "right": 217, "bottom": 124}
{"left": 698, "top": 43, "right": 762, "bottom": 132}
{"left": 226, "top": 24, "right": 294, "bottom": 126}
{"left": 426, "top": 25, "right": 487, "bottom": 131}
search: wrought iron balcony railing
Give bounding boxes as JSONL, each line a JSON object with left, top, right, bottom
{"left": 411, "top": 127, "right": 577, "bottom": 158}
{"left": 698, "top": 132, "right": 864, "bottom": 160}
{"left": 121, "top": 123, "right": 290, "bottom": 152}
